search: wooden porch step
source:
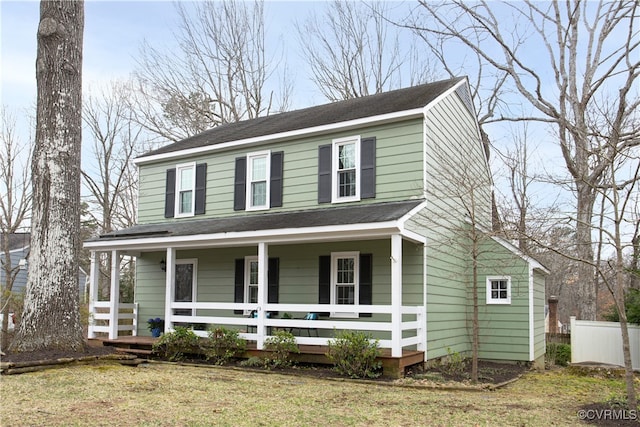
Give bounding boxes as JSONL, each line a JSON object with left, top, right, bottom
{"left": 114, "top": 347, "right": 153, "bottom": 357}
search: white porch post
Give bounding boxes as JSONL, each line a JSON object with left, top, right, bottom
{"left": 391, "top": 234, "right": 403, "bottom": 357}
{"left": 87, "top": 251, "right": 99, "bottom": 339}
{"left": 108, "top": 250, "right": 120, "bottom": 339}
{"left": 164, "top": 247, "right": 176, "bottom": 333}
{"left": 256, "top": 242, "right": 268, "bottom": 349}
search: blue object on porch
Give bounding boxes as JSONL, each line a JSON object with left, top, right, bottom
{"left": 151, "top": 328, "right": 162, "bottom": 338}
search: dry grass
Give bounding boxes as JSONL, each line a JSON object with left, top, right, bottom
{"left": 0, "top": 362, "right": 633, "bottom": 426}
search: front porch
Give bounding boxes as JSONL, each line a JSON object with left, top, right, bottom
{"left": 96, "top": 335, "right": 425, "bottom": 378}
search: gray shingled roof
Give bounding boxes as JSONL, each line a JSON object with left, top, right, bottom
{"left": 95, "top": 200, "right": 423, "bottom": 241}
{"left": 140, "top": 77, "right": 464, "bottom": 158}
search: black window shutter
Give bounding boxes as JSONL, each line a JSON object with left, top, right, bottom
{"left": 268, "top": 257, "right": 279, "bottom": 315}
{"left": 194, "top": 163, "right": 207, "bottom": 215}
{"left": 234, "top": 157, "right": 246, "bottom": 211}
{"left": 318, "top": 255, "right": 331, "bottom": 316}
{"left": 234, "top": 259, "right": 244, "bottom": 314}
{"left": 318, "top": 144, "right": 332, "bottom": 203}
{"left": 270, "top": 152, "right": 284, "bottom": 208}
{"left": 360, "top": 137, "right": 376, "bottom": 199}
{"left": 164, "top": 168, "right": 176, "bottom": 218}
{"left": 359, "top": 254, "right": 373, "bottom": 317}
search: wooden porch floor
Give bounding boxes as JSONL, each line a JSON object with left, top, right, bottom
{"left": 92, "top": 336, "right": 424, "bottom": 378}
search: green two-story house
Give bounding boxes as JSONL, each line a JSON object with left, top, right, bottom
{"left": 85, "top": 77, "right": 547, "bottom": 367}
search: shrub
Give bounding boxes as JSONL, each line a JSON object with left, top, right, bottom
{"left": 264, "top": 330, "right": 299, "bottom": 369}
{"left": 441, "top": 347, "right": 467, "bottom": 376}
{"left": 204, "top": 326, "right": 246, "bottom": 365}
{"left": 152, "top": 326, "right": 200, "bottom": 361}
{"left": 326, "top": 330, "right": 382, "bottom": 379}
{"left": 546, "top": 343, "right": 571, "bottom": 367}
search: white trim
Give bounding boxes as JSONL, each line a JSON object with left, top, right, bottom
{"left": 486, "top": 275, "right": 511, "bottom": 305}
{"left": 134, "top": 109, "right": 424, "bottom": 166}
{"left": 175, "top": 162, "right": 196, "bottom": 218}
{"left": 245, "top": 150, "right": 271, "bottom": 211}
{"left": 331, "top": 136, "right": 361, "bottom": 203}
{"left": 330, "top": 251, "right": 360, "bottom": 318}
{"left": 422, "top": 78, "right": 466, "bottom": 116}
{"left": 528, "top": 265, "right": 535, "bottom": 361}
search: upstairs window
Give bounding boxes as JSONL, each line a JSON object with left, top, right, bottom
{"left": 234, "top": 151, "right": 284, "bottom": 211}
{"left": 164, "top": 163, "right": 207, "bottom": 218}
{"left": 335, "top": 139, "right": 358, "bottom": 200}
{"left": 176, "top": 163, "right": 195, "bottom": 217}
{"left": 318, "top": 136, "right": 376, "bottom": 204}
{"left": 486, "top": 276, "right": 511, "bottom": 304}
{"left": 246, "top": 152, "right": 270, "bottom": 210}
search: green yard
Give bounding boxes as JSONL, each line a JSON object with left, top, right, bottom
{"left": 0, "top": 363, "right": 635, "bottom": 426}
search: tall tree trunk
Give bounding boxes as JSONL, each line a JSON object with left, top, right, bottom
{"left": 10, "top": 0, "right": 85, "bottom": 352}
{"left": 575, "top": 183, "right": 596, "bottom": 320}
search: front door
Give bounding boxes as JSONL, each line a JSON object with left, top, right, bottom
{"left": 174, "top": 259, "right": 197, "bottom": 316}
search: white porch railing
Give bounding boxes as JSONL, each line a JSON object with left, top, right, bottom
{"left": 88, "top": 302, "right": 138, "bottom": 339}
{"left": 169, "top": 302, "right": 426, "bottom": 358}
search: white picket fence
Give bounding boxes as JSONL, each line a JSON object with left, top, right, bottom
{"left": 570, "top": 317, "right": 640, "bottom": 370}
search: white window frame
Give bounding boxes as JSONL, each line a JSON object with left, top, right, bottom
{"left": 331, "top": 136, "right": 360, "bottom": 203}
{"left": 486, "top": 276, "right": 511, "bottom": 305}
{"left": 330, "top": 251, "right": 359, "bottom": 318}
{"left": 244, "top": 256, "right": 259, "bottom": 315}
{"left": 175, "top": 162, "right": 196, "bottom": 218}
{"left": 174, "top": 258, "right": 198, "bottom": 316}
{"left": 245, "top": 151, "right": 271, "bottom": 211}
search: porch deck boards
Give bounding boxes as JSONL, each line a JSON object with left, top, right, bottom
{"left": 92, "top": 337, "right": 424, "bottom": 378}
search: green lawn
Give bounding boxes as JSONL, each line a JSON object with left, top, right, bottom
{"left": 0, "top": 363, "right": 634, "bottom": 426}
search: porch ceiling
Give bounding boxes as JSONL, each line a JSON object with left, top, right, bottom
{"left": 84, "top": 200, "right": 425, "bottom": 251}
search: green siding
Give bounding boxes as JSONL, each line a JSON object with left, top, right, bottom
{"left": 476, "top": 238, "right": 533, "bottom": 362}
{"left": 533, "top": 270, "right": 546, "bottom": 360}
{"left": 138, "top": 120, "right": 424, "bottom": 224}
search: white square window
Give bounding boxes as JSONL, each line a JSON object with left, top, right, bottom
{"left": 332, "top": 137, "right": 360, "bottom": 203}
{"left": 486, "top": 276, "right": 511, "bottom": 304}
{"left": 331, "top": 251, "right": 359, "bottom": 317}
{"left": 175, "top": 163, "right": 196, "bottom": 217}
{"left": 246, "top": 151, "right": 270, "bottom": 210}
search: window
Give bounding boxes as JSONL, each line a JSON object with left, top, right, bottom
{"left": 331, "top": 252, "right": 359, "bottom": 317}
{"left": 234, "top": 152, "right": 284, "bottom": 211}
{"left": 246, "top": 151, "right": 270, "bottom": 210}
{"left": 245, "top": 257, "right": 259, "bottom": 309}
{"left": 332, "top": 137, "right": 360, "bottom": 203}
{"left": 164, "top": 163, "right": 207, "bottom": 219}
{"left": 487, "top": 276, "right": 511, "bottom": 304}
{"left": 234, "top": 257, "right": 280, "bottom": 315}
{"left": 318, "top": 136, "right": 375, "bottom": 204}
{"left": 176, "top": 163, "right": 195, "bottom": 217}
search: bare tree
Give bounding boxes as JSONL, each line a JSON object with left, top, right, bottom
{"left": 297, "top": 0, "right": 434, "bottom": 102}
{"left": 82, "top": 80, "right": 143, "bottom": 302}
{"left": 0, "top": 107, "right": 32, "bottom": 349}
{"left": 83, "top": 80, "right": 141, "bottom": 234}
{"left": 409, "top": 0, "right": 640, "bottom": 321}
{"left": 10, "top": 0, "right": 85, "bottom": 352}
{"left": 132, "top": 0, "right": 290, "bottom": 142}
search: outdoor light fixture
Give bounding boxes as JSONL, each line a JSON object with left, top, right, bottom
{"left": 160, "top": 259, "right": 166, "bottom": 272}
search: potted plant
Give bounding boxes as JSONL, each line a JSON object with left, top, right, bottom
{"left": 148, "top": 317, "right": 165, "bottom": 337}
